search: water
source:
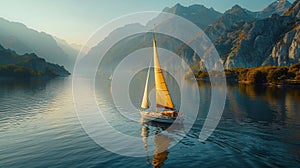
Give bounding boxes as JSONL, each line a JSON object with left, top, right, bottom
{"left": 0, "top": 77, "right": 300, "bottom": 167}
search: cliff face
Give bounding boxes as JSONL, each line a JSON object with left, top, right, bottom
{"left": 212, "top": 0, "right": 300, "bottom": 69}
{"left": 266, "top": 24, "right": 300, "bottom": 66}
{"left": 205, "top": 1, "right": 291, "bottom": 43}
{"left": 219, "top": 14, "right": 298, "bottom": 68}
{"left": 267, "top": 0, "right": 300, "bottom": 66}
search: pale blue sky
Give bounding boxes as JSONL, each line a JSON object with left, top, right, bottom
{"left": 0, "top": 0, "right": 295, "bottom": 45}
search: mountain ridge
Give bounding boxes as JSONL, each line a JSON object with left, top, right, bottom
{"left": 0, "top": 17, "right": 76, "bottom": 71}
{"left": 205, "top": 1, "right": 292, "bottom": 43}
{"left": 259, "top": 0, "right": 291, "bottom": 18}
{"left": 162, "top": 3, "right": 222, "bottom": 29}
{"left": 77, "top": 0, "right": 300, "bottom": 75}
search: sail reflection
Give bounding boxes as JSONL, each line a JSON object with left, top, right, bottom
{"left": 140, "top": 120, "right": 184, "bottom": 168}
{"left": 152, "top": 133, "right": 171, "bottom": 168}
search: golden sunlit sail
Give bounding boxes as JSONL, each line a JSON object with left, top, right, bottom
{"left": 139, "top": 27, "right": 183, "bottom": 124}
{"left": 153, "top": 35, "right": 174, "bottom": 110}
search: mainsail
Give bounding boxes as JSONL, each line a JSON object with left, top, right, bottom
{"left": 153, "top": 34, "right": 174, "bottom": 110}
{"left": 141, "top": 63, "right": 151, "bottom": 109}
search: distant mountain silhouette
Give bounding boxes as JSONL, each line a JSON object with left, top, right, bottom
{"left": 0, "top": 17, "right": 76, "bottom": 71}
{"left": 54, "top": 36, "right": 78, "bottom": 60}
{"left": 163, "top": 3, "right": 222, "bottom": 29}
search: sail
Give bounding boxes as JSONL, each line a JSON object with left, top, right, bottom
{"left": 141, "top": 63, "right": 151, "bottom": 109}
{"left": 153, "top": 37, "right": 174, "bottom": 110}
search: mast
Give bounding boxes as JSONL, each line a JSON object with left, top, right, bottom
{"left": 153, "top": 29, "right": 174, "bottom": 111}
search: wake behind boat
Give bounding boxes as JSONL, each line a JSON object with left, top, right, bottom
{"left": 140, "top": 29, "right": 183, "bottom": 124}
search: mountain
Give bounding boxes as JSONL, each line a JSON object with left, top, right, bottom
{"left": 205, "top": 5, "right": 257, "bottom": 42}
{"left": 218, "top": 14, "right": 298, "bottom": 68}
{"left": 214, "top": 0, "right": 300, "bottom": 68}
{"left": 86, "top": 1, "right": 299, "bottom": 74}
{"left": 87, "top": 3, "right": 222, "bottom": 76}
{"left": 163, "top": 3, "right": 222, "bottom": 29}
{"left": 205, "top": 1, "right": 292, "bottom": 42}
{"left": 0, "top": 45, "right": 70, "bottom": 77}
{"left": 54, "top": 37, "right": 79, "bottom": 60}
{"left": 87, "top": 23, "right": 190, "bottom": 77}
{"left": 259, "top": 0, "right": 291, "bottom": 18}
{"left": 69, "top": 43, "right": 83, "bottom": 51}
{"left": 284, "top": 0, "right": 300, "bottom": 17}
{"left": 0, "top": 17, "right": 75, "bottom": 71}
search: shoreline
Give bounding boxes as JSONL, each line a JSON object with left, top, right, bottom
{"left": 193, "top": 77, "right": 300, "bottom": 88}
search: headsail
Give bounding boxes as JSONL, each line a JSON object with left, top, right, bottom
{"left": 153, "top": 34, "right": 174, "bottom": 110}
{"left": 141, "top": 62, "right": 151, "bottom": 109}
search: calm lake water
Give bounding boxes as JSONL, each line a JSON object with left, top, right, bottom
{"left": 0, "top": 77, "right": 300, "bottom": 167}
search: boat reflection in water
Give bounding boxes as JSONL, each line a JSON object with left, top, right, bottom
{"left": 140, "top": 120, "right": 184, "bottom": 168}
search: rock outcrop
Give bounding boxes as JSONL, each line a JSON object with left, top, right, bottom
{"left": 219, "top": 14, "right": 298, "bottom": 68}
{"left": 265, "top": 0, "right": 300, "bottom": 66}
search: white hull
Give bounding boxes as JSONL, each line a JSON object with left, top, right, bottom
{"left": 140, "top": 111, "right": 183, "bottom": 124}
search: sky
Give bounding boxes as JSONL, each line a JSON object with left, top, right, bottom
{"left": 0, "top": 0, "right": 295, "bottom": 46}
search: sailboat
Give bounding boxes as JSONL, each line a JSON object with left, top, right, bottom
{"left": 140, "top": 30, "right": 183, "bottom": 124}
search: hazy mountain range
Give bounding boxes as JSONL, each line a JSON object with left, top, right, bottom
{"left": 0, "top": 17, "right": 78, "bottom": 71}
{"left": 162, "top": 3, "right": 222, "bottom": 29}
{"left": 0, "top": 0, "right": 299, "bottom": 76}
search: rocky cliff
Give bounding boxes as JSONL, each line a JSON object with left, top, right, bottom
{"left": 213, "top": 0, "right": 300, "bottom": 68}
{"left": 266, "top": 0, "right": 300, "bottom": 66}
{"left": 205, "top": 1, "right": 291, "bottom": 43}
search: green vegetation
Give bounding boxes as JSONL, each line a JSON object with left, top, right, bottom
{"left": 0, "top": 65, "right": 36, "bottom": 77}
{"left": 194, "top": 62, "right": 300, "bottom": 85}
{"left": 0, "top": 45, "right": 70, "bottom": 78}
{"left": 0, "top": 64, "right": 68, "bottom": 78}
